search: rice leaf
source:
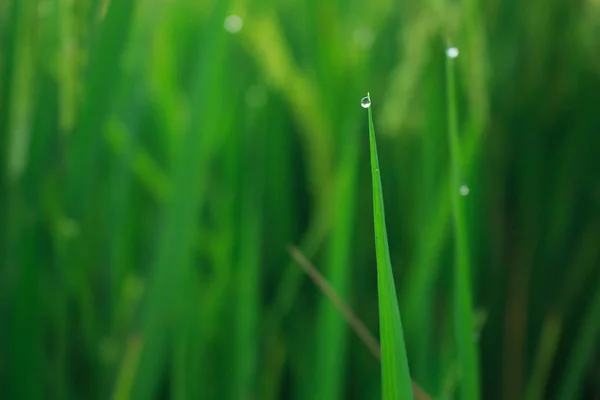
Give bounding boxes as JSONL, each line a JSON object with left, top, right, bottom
{"left": 366, "top": 94, "right": 414, "bottom": 400}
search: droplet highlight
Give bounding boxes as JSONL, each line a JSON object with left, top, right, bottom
{"left": 224, "top": 15, "right": 243, "bottom": 34}
{"left": 459, "top": 185, "right": 470, "bottom": 196}
{"left": 361, "top": 96, "right": 371, "bottom": 108}
{"left": 446, "top": 47, "right": 459, "bottom": 59}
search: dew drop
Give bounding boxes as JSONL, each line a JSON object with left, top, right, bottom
{"left": 224, "top": 15, "right": 243, "bottom": 34}
{"left": 459, "top": 185, "right": 470, "bottom": 196}
{"left": 446, "top": 47, "right": 459, "bottom": 59}
{"left": 361, "top": 96, "right": 371, "bottom": 108}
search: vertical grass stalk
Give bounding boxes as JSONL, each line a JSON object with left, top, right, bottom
{"left": 445, "top": 49, "right": 481, "bottom": 400}
{"left": 366, "top": 94, "right": 414, "bottom": 400}
{"left": 556, "top": 281, "right": 600, "bottom": 400}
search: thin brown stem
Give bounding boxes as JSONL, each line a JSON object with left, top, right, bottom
{"left": 287, "top": 245, "right": 432, "bottom": 400}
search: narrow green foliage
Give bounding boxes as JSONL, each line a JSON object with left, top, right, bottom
{"left": 445, "top": 51, "right": 481, "bottom": 400}
{"left": 1, "top": 0, "right": 599, "bottom": 398}
{"left": 234, "top": 109, "right": 265, "bottom": 399}
{"left": 133, "top": 2, "right": 230, "bottom": 397}
{"left": 312, "top": 132, "right": 359, "bottom": 400}
{"left": 525, "top": 315, "right": 562, "bottom": 400}
{"left": 557, "top": 281, "right": 600, "bottom": 400}
{"left": 367, "top": 95, "right": 414, "bottom": 400}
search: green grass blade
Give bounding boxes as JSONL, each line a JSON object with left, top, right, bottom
{"left": 525, "top": 314, "right": 562, "bottom": 400}
{"left": 312, "top": 123, "right": 360, "bottom": 400}
{"left": 557, "top": 280, "right": 600, "bottom": 400}
{"left": 366, "top": 95, "right": 414, "bottom": 400}
{"left": 445, "top": 49, "right": 481, "bottom": 400}
{"left": 132, "top": 3, "right": 230, "bottom": 397}
{"left": 234, "top": 109, "right": 265, "bottom": 399}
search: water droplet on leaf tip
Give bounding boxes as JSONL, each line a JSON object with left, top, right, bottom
{"left": 446, "top": 47, "right": 459, "bottom": 58}
{"left": 224, "top": 15, "right": 243, "bottom": 34}
{"left": 361, "top": 96, "right": 371, "bottom": 108}
{"left": 459, "top": 185, "right": 470, "bottom": 196}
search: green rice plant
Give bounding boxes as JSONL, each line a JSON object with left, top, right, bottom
{"left": 525, "top": 315, "right": 562, "bottom": 400}
{"left": 132, "top": 2, "right": 232, "bottom": 398}
{"left": 445, "top": 47, "right": 480, "bottom": 400}
{"left": 2, "top": 0, "right": 600, "bottom": 399}
{"left": 557, "top": 282, "right": 600, "bottom": 400}
{"left": 288, "top": 245, "right": 433, "bottom": 400}
{"left": 365, "top": 93, "right": 414, "bottom": 400}
{"left": 311, "top": 134, "right": 360, "bottom": 400}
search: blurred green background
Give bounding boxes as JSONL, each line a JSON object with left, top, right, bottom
{"left": 2, "top": 0, "right": 600, "bottom": 399}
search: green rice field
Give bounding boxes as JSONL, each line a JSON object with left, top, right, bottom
{"left": 1, "top": 0, "right": 600, "bottom": 398}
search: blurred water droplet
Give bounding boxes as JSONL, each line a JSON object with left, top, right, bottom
{"left": 460, "top": 185, "right": 470, "bottom": 196}
{"left": 361, "top": 96, "right": 371, "bottom": 108}
{"left": 224, "top": 15, "right": 243, "bottom": 34}
{"left": 446, "top": 47, "right": 459, "bottom": 58}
